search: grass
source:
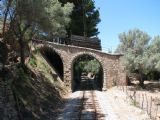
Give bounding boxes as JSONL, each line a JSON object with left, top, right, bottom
{"left": 130, "top": 99, "right": 139, "bottom": 107}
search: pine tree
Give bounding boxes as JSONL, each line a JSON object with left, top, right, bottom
{"left": 59, "top": 0, "right": 100, "bottom": 37}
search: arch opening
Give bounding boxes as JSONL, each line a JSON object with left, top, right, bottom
{"left": 72, "top": 54, "right": 103, "bottom": 92}
{"left": 40, "top": 47, "right": 64, "bottom": 80}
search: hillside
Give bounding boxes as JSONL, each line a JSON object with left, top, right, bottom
{"left": 12, "top": 51, "right": 68, "bottom": 120}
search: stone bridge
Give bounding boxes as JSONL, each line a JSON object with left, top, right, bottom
{"left": 33, "top": 40, "right": 126, "bottom": 91}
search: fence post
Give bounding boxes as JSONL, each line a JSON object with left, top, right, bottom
{"left": 142, "top": 94, "right": 144, "bottom": 109}
{"left": 138, "top": 93, "right": 140, "bottom": 108}
{"left": 145, "top": 93, "right": 148, "bottom": 114}
{"left": 150, "top": 96, "right": 152, "bottom": 118}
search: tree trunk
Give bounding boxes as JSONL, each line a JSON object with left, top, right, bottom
{"left": 126, "top": 75, "right": 131, "bottom": 86}
{"left": 19, "top": 37, "right": 25, "bottom": 67}
{"left": 0, "top": 41, "right": 8, "bottom": 73}
{"left": 2, "top": 0, "right": 13, "bottom": 40}
{"left": 139, "top": 73, "right": 144, "bottom": 88}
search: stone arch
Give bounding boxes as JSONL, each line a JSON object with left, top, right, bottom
{"left": 39, "top": 45, "right": 64, "bottom": 80}
{"left": 33, "top": 41, "right": 127, "bottom": 91}
{"left": 70, "top": 52, "right": 105, "bottom": 91}
{"left": 40, "top": 45, "right": 65, "bottom": 62}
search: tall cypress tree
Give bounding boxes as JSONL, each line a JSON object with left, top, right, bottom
{"left": 59, "top": 0, "right": 100, "bottom": 37}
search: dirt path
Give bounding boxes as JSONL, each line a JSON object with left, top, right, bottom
{"left": 97, "top": 88, "right": 151, "bottom": 120}
{"left": 57, "top": 90, "right": 105, "bottom": 120}
{"left": 57, "top": 88, "right": 151, "bottom": 120}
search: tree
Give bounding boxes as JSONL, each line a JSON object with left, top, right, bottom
{"left": 4, "top": 0, "right": 73, "bottom": 66}
{"left": 59, "top": 0, "right": 100, "bottom": 37}
{"left": 0, "top": 0, "right": 13, "bottom": 72}
{"left": 74, "top": 55, "right": 101, "bottom": 77}
{"left": 117, "top": 29, "right": 151, "bottom": 87}
{"left": 2, "top": 0, "right": 12, "bottom": 40}
{"left": 146, "top": 36, "right": 160, "bottom": 79}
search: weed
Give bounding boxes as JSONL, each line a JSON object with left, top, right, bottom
{"left": 131, "top": 99, "right": 139, "bottom": 107}
{"left": 29, "top": 57, "right": 37, "bottom": 67}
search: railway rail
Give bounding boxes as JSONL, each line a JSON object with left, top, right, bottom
{"left": 57, "top": 76, "right": 105, "bottom": 120}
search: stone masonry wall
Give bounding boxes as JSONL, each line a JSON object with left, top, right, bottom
{"left": 34, "top": 40, "right": 126, "bottom": 91}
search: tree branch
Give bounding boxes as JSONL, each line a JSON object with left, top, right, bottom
{"left": 2, "top": 0, "right": 13, "bottom": 42}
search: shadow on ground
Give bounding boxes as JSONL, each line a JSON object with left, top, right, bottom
{"left": 13, "top": 67, "right": 66, "bottom": 120}
{"left": 128, "top": 80, "right": 160, "bottom": 93}
{"left": 58, "top": 96, "right": 105, "bottom": 120}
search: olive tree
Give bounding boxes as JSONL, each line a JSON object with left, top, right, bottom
{"left": 118, "top": 29, "right": 151, "bottom": 87}
{"left": 146, "top": 36, "right": 160, "bottom": 79}
{"left": 2, "top": 0, "right": 73, "bottom": 66}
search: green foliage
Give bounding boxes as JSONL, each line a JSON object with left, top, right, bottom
{"left": 117, "top": 29, "right": 160, "bottom": 83}
{"left": 8, "top": 0, "right": 73, "bottom": 39}
{"left": 59, "top": 0, "right": 100, "bottom": 37}
{"left": 117, "top": 29, "right": 151, "bottom": 54}
{"left": 147, "top": 36, "right": 160, "bottom": 72}
{"left": 1, "top": 0, "right": 73, "bottom": 65}
{"left": 117, "top": 29, "right": 151, "bottom": 86}
{"left": 130, "top": 99, "right": 139, "bottom": 107}
{"left": 29, "top": 57, "right": 37, "bottom": 67}
{"left": 1, "top": 0, "right": 73, "bottom": 42}
{"left": 119, "top": 29, "right": 150, "bottom": 74}
{"left": 74, "top": 56, "right": 101, "bottom": 75}
{"left": 84, "top": 59, "right": 101, "bottom": 74}
{"left": 42, "top": 1, "right": 74, "bottom": 37}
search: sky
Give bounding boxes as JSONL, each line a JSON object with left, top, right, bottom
{"left": 95, "top": 0, "right": 160, "bottom": 52}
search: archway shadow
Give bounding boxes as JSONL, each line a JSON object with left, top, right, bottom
{"left": 40, "top": 47, "right": 64, "bottom": 81}
{"left": 71, "top": 54, "right": 104, "bottom": 92}
{"left": 73, "top": 75, "right": 103, "bottom": 92}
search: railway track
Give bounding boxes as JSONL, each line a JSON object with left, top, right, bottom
{"left": 79, "top": 90, "right": 97, "bottom": 120}
{"left": 57, "top": 76, "right": 105, "bottom": 120}
{"left": 78, "top": 76, "right": 98, "bottom": 120}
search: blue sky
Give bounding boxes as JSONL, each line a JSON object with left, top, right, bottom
{"left": 95, "top": 0, "right": 160, "bottom": 52}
